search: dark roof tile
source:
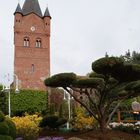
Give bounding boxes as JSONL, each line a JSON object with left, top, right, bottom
{"left": 44, "top": 7, "right": 51, "bottom": 18}
{"left": 14, "top": 3, "right": 22, "bottom": 15}
{"left": 22, "top": 0, "right": 43, "bottom": 17}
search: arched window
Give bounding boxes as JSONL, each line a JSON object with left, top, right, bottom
{"left": 23, "top": 37, "right": 30, "bottom": 47}
{"left": 35, "top": 38, "right": 41, "bottom": 48}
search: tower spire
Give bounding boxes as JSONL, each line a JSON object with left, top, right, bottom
{"left": 44, "top": 7, "right": 51, "bottom": 19}
{"left": 22, "top": 0, "right": 43, "bottom": 17}
{"left": 14, "top": 3, "right": 22, "bottom": 15}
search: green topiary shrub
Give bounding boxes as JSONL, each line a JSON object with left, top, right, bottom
{"left": 0, "top": 122, "right": 9, "bottom": 135}
{"left": 0, "top": 112, "right": 16, "bottom": 140}
{"left": 44, "top": 73, "right": 76, "bottom": 87}
{"left": 5, "top": 118, "right": 16, "bottom": 139}
{"left": 39, "top": 115, "right": 67, "bottom": 129}
{"left": 0, "top": 135, "right": 13, "bottom": 140}
{"left": 0, "top": 111, "right": 5, "bottom": 122}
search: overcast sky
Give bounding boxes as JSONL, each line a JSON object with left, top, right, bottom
{"left": 0, "top": 0, "right": 140, "bottom": 84}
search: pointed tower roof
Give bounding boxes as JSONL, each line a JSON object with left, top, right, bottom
{"left": 44, "top": 7, "right": 51, "bottom": 19}
{"left": 14, "top": 3, "right": 22, "bottom": 15}
{"left": 22, "top": 0, "right": 43, "bottom": 17}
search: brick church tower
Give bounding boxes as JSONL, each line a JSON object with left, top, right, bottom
{"left": 14, "top": 0, "right": 51, "bottom": 90}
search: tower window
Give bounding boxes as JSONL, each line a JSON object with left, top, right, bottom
{"left": 35, "top": 38, "right": 41, "bottom": 48}
{"left": 31, "top": 64, "right": 35, "bottom": 72}
{"left": 16, "top": 19, "right": 20, "bottom": 22}
{"left": 23, "top": 37, "right": 30, "bottom": 47}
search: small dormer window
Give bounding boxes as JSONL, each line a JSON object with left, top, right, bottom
{"left": 23, "top": 37, "right": 30, "bottom": 47}
{"left": 35, "top": 38, "right": 41, "bottom": 48}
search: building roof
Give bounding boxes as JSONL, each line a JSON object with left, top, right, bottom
{"left": 22, "top": 0, "right": 43, "bottom": 17}
{"left": 14, "top": 3, "right": 22, "bottom": 15}
{"left": 44, "top": 7, "right": 51, "bottom": 18}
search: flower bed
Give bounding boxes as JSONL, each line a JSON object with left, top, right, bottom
{"left": 109, "top": 122, "right": 140, "bottom": 134}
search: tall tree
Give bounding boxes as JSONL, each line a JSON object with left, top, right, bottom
{"left": 45, "top": 57, "right": 140, "bottom": 132}
{"left": 122, "top": 50, "right": 140, "bottom": 64}
{"left": 131, "top": 51, "right": 140, "bottom": 64}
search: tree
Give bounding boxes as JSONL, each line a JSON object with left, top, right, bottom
{"left": 119, "top": 51, "right": 140, "bottom": 111}
{"left": 45, "top": 57, "right": 140, "bottom": 132}
{"left": 0, "top": 91, "right": 7, "bottom": 114}
{"left": 131, "top": 51, "right": 140, "bottom": 64}
{"left": 0, "top": 85, "right": 7, "bottom": 114}
{"left": 122, "top": 50, "right": 140, "bottom": 64}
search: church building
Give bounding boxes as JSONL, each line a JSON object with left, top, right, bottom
{"left": 14, "top": 0, "right": 51, "bottom": 90}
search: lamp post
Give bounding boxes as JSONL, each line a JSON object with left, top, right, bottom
{"left": 64, "top": 90, "right": 73, "bottom": 130}
{"left": 2, "top": 74, "right": 19, "bottom": 117}
{"left": 14, "top": 74, "right": 20, "bottom": 94}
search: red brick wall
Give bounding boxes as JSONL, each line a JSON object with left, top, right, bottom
{"left": 14, "top": 13, "right": 51, "bottom": 90}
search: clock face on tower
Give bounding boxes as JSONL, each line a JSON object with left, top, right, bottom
{"left": 30, "top": 26, "right": 36, "bottom": 32}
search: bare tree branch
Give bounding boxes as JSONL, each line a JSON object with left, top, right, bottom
{"left": 107, "top": 101, "right": 122, "bottom": 125}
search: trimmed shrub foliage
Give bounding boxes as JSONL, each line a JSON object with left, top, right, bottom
{"left": 92, "top": 57, "right": 124, "bottom": 75}
{"left": 5, "top": 118, "right": 16, "bottom": 139}
{"left": 45, "top": 73, "right": 76, "bottom": 87}
{"left": 73, "top": 77, "right": 104, "bottom": 88}
{"left": 0, "top": 122, "right": 9, "bottom": 135}
{"left": 39, "top": 115, "right": 67, "bottom": 129}
{"left": 2, "top": 89, "right": 48, "bottom": 116}
{"left": 0, "top": 112, "right": 5, "bottom": 122}
{"left": 0, "top": 112, "right": 16, "bottom": 140}
{"left": 0, "top": 135, "right": 13, "bottom": 140}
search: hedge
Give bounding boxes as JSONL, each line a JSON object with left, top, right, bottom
{"left": 0, "top": 88, "right": 48, "bottom": 116}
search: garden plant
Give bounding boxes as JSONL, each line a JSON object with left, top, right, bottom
{"left": 39, "top": 115, "right": 67, "bottom": 130}
{"left": 0, "top": 111, "right": 16, "bottom": 140}
{"left": 45, "top": 56, "right": 140, "bottom": 132}
{"left": 12, "top": 113, "right": 42, "bottom": 140}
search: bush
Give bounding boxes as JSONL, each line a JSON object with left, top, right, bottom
{"left": 0, "top": 122, "right": 9, "bottom": 135}
{"left": 116, "top": 124, "right": 134, "bottom": 133}
{"left": 109, "top": 122, "right": 140, "bottom": 134}
{"left": 39, "top": 115, "right": 67, "bottom": 129}
{"left": 0, "top": 112, "right": 15, "bottom": 140}
{"left": 0, "top": 89, "right": 48, "bottom": 116}
{"left": 71, "top": 107, "right": 95, "bottom": 130}
{"left": 12, "top": 113, "right": 42, "bottom": 140}
{"left": 0, "top": 135, "right": 13, "bottom": 140}
{"left": 0, "top": 111, "right": 5, "bottom": 122}
{"left": 0, "top": 91, "right": 7, "bottom": 114}
{"left": 9, "top": 89, "right": 48, "bottom": 116}
{"left": 5, "top": 118, "right": 16, "bottom": 139}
